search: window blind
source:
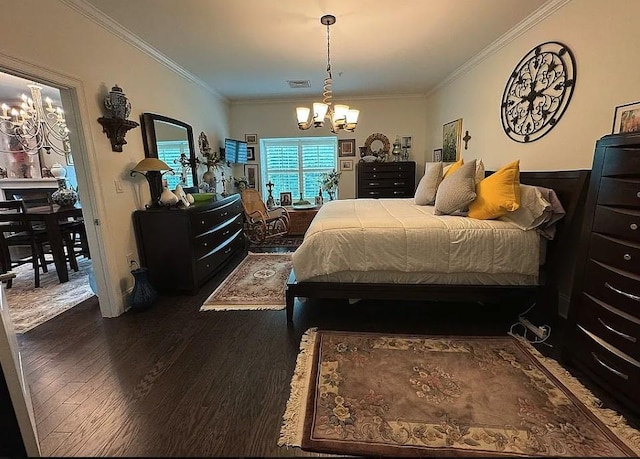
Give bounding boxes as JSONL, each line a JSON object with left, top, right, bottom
{"left": 261, "top": 137, "right": 337, "bottom": 201}
{"left": 157, "top": 140, "right": 190, "bottom": 189}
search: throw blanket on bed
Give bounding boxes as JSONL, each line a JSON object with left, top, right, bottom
{"left": 292, "top": 199, "right": 540, "bottom": 283}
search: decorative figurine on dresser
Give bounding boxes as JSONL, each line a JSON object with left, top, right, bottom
{"left": 564, "top": 132, "right": 640, "bottom": 415}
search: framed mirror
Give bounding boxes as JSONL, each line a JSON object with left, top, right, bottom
{"left": 140, "top": 113, "right": 198, "bottom": 192}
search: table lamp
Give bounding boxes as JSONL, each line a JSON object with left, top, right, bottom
{"left": 130, "top": 158, "right": 173, "bottom": 208}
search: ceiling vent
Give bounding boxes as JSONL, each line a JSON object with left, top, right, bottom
{"left": 287, "top": 80, "right": 311, "bottom": 89}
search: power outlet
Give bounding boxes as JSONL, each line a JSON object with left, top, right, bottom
{"left": 126, "top": 253, "right": 136, "bottom": 267}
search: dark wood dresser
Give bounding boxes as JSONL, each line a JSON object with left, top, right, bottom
{"left": 564, "top": 132, "right": 640, "bottom": 414}
{"left": 133, "top": 193, "right": 245, "bottom": 294}
{"left": 356, "top": 161, "right": 416, "bottom": 198}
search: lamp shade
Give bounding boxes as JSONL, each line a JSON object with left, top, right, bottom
{"left": 131, "top": 157, "right": 171, "bottom": 173}
{"left": 296, "top": 107, "right": 310, "bottom": 124}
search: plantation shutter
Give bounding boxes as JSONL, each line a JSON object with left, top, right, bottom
{"left": 157, "top": 140, "right": 191, "bottom": 189}
{"left": 262, "top": 137, "right": 337, "bottom": 201}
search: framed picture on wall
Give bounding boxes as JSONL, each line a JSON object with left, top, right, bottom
{"left": 612, "top": 101, "right": 640, "bottom": 134}
{"left": 338, "top": 139, "right": 356, "bottom": 157}
{"left": 442, "top": 118, "right": 462, "bottom": 162}
{"left": 339, "top": 159, "right": 354, "bottom": 171}
{"left": 244, "top": 164, "right": 259, "bottom": 189}
{"left": 433, "top": 148, "right": 443, "bottom": 162}
{"left": 247, "top": 146, "right": 255, "bottom": 161}
{"left": 245, "top": 133, "right": 258, "bottom": 144}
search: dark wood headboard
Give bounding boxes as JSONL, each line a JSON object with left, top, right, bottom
{"left": 487, "top": 169, "right": 591, "bottom": 313}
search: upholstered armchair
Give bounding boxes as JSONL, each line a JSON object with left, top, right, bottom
{"left": 240, "top": 189, "right": 290, "bottom": 243}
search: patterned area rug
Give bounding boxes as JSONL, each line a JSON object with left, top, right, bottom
{"left": 279, "top": 329, "right": 640, "bottom": 457}
{"left": 200, "top": 252, "right": 293, "bottom": 311}
{"left": 5, "top": 256, "right": 95, "bottom": 334}
{"left": 249, "top": 235, "right": 303, "bottom": 250}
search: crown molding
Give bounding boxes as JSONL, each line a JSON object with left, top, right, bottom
{"left": 59, "top": 0, "right": 227, "bottom": 102}
{"left": 429, "top": 0, "right": 571, "bottom": 96}
{"left": 231, "top": 92, "right": 428, "bottom": 106}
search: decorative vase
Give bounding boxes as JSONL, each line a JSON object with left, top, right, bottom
{"left": 129, "top": 266, "right": 157, "bottom": 310}
{"left": 50, "top": 163, "right": 66, "bottom": 179}
{"left": 104, "top": 84, "right": 132, "bottom": 120}
{"left": 160, "top": 186, "right": 179, "bottom": 206}
{"left": 327, "top": 190, "right": 335, "bottom": 201}
{"left": 51, "top": 179, "right": 78, "bottom": 207}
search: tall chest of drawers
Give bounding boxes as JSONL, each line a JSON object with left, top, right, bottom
{"left": 356, "top": 161, "right": 416, "bottom": 198}
{"left": 133, "top": 194, "right": 245, "bottom": 294}
{"left": 564, "top": 133, "right": 640, "bottom": 414}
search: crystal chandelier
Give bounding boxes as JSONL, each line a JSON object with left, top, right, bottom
{"left": 0, "top": 83, "right": 70, "bottom": 155}
{"left": 296, "top": 15, "right": 359, "bottom": 134}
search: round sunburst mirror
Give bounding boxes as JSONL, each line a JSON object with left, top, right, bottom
{"left": 500, "top": 41, "right": 576, "bottom": 143}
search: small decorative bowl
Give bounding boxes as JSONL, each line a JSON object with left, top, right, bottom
{"left": 192, "top": 192, "right": 214, "bottom": 202}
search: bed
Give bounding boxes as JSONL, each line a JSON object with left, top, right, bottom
{"left": 285, "top": 170, "right": 590, "bottom": 324}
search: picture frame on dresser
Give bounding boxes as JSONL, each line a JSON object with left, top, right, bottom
{"left": 612, "top": 101, "right": 640, "bottom": 134}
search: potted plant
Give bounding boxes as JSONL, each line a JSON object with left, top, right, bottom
{"left": 320, "top": 169, "right": 341, "bottom": 200}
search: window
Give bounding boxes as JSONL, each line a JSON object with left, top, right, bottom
{"left": 260, "top": 137, "right": 337, "bottom": 202}
{"left": 157, "top": 140, "right": 191, "bottom": 189}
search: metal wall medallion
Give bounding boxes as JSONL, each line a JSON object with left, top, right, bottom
{"left": 500, "top": 41, "right": 576, "bottom": 143}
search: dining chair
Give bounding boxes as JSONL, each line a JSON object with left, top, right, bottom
{"left": 0, "top": 200, "right": 52, "bottom": 288}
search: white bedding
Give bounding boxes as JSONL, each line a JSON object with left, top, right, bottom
{"left": 291, "top": 198, "right": 541, "bottom": 284}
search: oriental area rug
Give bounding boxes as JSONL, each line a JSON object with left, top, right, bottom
{"left": 5, "top": 256, "right": 95, "bottom": 334}
{"left": 200, "top": 252, "right": 293, "bottom": 311}
{"left": 279, "top": 329, "right": 640, "bottom": 457}
{"left": 249, "top": 235, "right": 304, "bottom": 250}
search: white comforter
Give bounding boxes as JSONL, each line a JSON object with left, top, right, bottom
{"left": 291, "top": 199, "right": 541, "bottom": 284}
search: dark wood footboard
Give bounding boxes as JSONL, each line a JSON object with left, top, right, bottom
{"left": 285, "top": 170, "right": 590, "bottom": 326}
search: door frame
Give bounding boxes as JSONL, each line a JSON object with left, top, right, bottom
{"left": 0, "top": 52, "right": 120, "bottom": 317}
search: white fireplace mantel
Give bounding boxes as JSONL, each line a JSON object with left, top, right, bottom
{"left": 0, "top": 178, "right": 60, "bottom": 199}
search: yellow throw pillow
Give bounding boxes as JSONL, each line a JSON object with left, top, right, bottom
{"left": 443, "top": 158, "right": 463, "bottom": 178}
{"left": 468, "top": 160, "right": 521, "bottom": 220}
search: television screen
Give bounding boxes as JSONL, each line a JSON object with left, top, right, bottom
{"left": 224, "top": 138, "right": 237, "bottom": 162}
{"left": 236, "top": 141, "right": 248, "bottom": 164}
{"left": 224, "top": 138, "right": 248, "bottom": 164}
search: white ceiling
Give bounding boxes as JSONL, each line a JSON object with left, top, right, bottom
{"left": 78, "top": 0, "right": 550, "bottom": 102}
{"left": 0, "top": 0, "right": 550, "bottom": 104}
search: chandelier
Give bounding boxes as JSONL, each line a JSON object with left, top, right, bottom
{"left": 0, "top": 83, "right": 70, "bottom": 155}
{"left": 296, "top": 14, "right": 359, "bottom": 134}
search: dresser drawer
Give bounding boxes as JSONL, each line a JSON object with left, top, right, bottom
{"left": 603, "top": 148, "right": 640, "bottom": 177}
{"left": 576, "top": 292, "right": 640, "bottom": 360}
{"left": 193, "top": 213, "right": 243, "bottom": 259}
{"left": 359, "top": 177, "right": 413, "bottom": 188}
{"left": 584, "top": 260, "right": 640, "bottom": 319}
{"left": 571, "top": 325, "right": 640, "bottom": 406}
{"left": 196, "top": 231, "right": 243, "bottom": 283}
{"left": 589, "top": 233, "right": 640, "bottom": 275}
{"left": 190, "top": 198, "right": 242, "bottom": 236}
{"left": 597, "top": 178, "right": 640, "bottom": 208}
{"left": 359, "top": 188, "right": 413, "bottom": 198}
{"left": 362, "top": 163, "right": 415, "bottom": 173}
{"left": 593, "top": 205, "right": 640, "bottom": 243}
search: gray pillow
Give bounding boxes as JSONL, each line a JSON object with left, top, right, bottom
{"left": 434, "top": 159, "right": 477, "bottom": 215}
{"left": 414, "top": 162, "right": 443, "bottom": 205}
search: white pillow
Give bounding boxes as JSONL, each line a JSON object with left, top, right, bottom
{"left": 414, "top": 162, "right": 443, "bottom": 205}
{"left": 475, "top": 159, "right": 485, "bottom": 185}
{"left": 498, "top": 184, "right": 550, "bottom": 230}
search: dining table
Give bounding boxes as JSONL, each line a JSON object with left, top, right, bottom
{"left": 22, "top": 204, "right": 84, "bottom": 283}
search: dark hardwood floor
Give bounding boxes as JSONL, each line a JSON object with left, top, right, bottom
{"left": 14, "top": 248, "right": 640, "bottom": 457}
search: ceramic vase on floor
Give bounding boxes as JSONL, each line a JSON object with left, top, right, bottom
{"left": 129, "top": 265, "right": 157, "bottom": 310}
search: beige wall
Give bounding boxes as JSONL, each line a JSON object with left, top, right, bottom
{"left": 425, "top": 0, "right": 640, "bottom": 172}
{"left": 1, "top": 0, "right": 229, "bottom": 316}
{"left": 230, "top": 96, "right": 427, "bottom": 198}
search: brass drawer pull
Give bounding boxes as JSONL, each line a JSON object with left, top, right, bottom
{"left": 201, "top": 220, "right": 205, "bottom": 225}
{"left": 224, "top": 247, "right": 232, "bottom": 254}
{"left": 368, "top": 182, "right": 381, "bottom": 186}
{"left": 597, "top": 318, "right": 637, "bottom": 343}
{"left": 393, "top": 182, "right": 405, "bottom": 186}
{"left": 220, "top": 211, "right": 228, "bottom": 217}
{"left": 631, "top": 223, "right": 638, "bottom": 230}
{"left": 624, "top": 253, "right": 632, "bottom": 261}
{"left": 393, "top": 191, "right": 404, "bottom": 195}
{"left": 591, "top": 352, "right": 628, "bottom": 380}
{"left": 605, "top": 282, "right": 640, "bottom": 302}
{"left": 637, "top": 192, "right": 640, "bottom": 198}
{"left": 222, "top": 230, "right": 230, "bottom": 236}
{"left": 203, "top": 242, "right": 208, "bottom": 247}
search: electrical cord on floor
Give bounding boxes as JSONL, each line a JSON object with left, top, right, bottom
{"left": 507, "top": 301, "right": 553, "bottom": 348}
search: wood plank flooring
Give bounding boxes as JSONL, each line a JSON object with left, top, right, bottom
{"left": 14, "top": 249, "right": 640, "bottom": 457}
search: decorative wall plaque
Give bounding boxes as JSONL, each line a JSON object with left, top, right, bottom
{"left": 500, "top": 41, "right": 576, "bottom": 143}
